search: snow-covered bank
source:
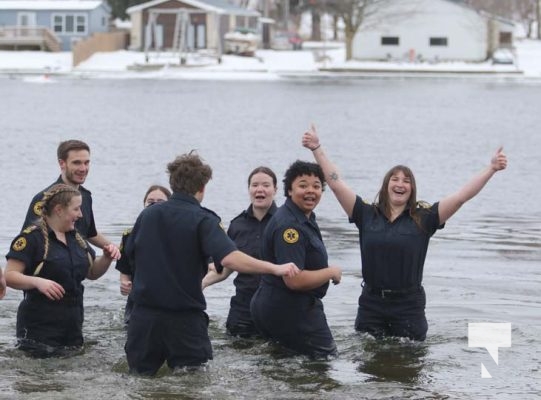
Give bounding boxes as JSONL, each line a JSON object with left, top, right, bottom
{"left": 0, "top": 39, "right": 540, "bottom": 79}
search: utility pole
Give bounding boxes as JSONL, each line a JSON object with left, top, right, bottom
{"left": 537, "top": 0, "right": 541, "bottom": 39}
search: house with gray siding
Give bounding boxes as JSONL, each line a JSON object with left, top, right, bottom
{"left": 0, "top": 0, "right": 111, "bottom": 51}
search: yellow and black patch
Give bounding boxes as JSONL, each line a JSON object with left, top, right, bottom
{"left": 417, "top": 201, "right": 432, "bottom": 209}
{"left": 33, "top": 201, "right": 44, "bottom": 216}
{"left": 283, "top": 228, "right": 299, "bottom": 244}
{"left": 12, "top": 237, "right": 27, "bottom": 251}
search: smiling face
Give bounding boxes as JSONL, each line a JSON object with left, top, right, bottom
{"left": 387, "top": 170, "right": 412, "bottom": 208}
{"left": 288, "top": 174, "right": 323, "bottom": 216}
{"left": 60, "top": 149, "right": 90, "bottom": 186}
{"left": 249, "top": 172, "right": 277, "bottom": 212}
{"left": 57, "top": 194, "right": 83, "bottom": 231}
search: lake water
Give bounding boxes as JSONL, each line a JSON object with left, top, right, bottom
{"left": 0, "top": 75, "right": 540, "bottom": 400}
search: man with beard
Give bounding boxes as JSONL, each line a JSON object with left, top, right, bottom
{"left": 21, "top": 139, "right": 118, "bottom": 254}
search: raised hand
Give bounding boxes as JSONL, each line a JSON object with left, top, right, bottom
{"left": 302, "top": 123, "right": 320, "bottom": 151}
{"left": 491, "top": 146, "right": 507, "bottom": 172}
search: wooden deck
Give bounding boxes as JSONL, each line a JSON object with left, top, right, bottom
{"left": 0, "top": 26, "right": 61, "bottom": 52}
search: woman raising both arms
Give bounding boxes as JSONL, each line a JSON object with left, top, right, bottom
{"left": 302, "top": 125, "right": 507, "bottom": 341}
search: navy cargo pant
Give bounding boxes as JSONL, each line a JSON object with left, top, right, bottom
{"left": 16, "top": 295, "right": 84, "bottom": 356}
{"left": 125, "top": 304, "right": 212, "bottom": 376}
{"left": 355, "top": 286, "right": 428, "bottom": 341}
{"left": 226, "top": 290, "right": 258, "bottom": 338}
{"left": 250, "top": 284, "right": 337, "bottom": 357}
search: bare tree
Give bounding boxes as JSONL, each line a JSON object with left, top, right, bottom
{"left": 514, "top": 0, "right": 538, "bottom": 38}
{"left": 464, "top": 0, "right": 539, "bottom": 39}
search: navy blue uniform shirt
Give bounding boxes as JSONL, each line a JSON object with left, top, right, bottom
{"left": 260, "top": 198, "right": 329, "bottom": 299}
{"left": 6, "top": 225, "right": 96, "bottom": 300}
{"left": 22, "top": 176, "right": 98, "bottom": 240}
{"left": 350, "top": 196, "right": 443, "bottom": 289}
{"left": 228, "top": 202, "right": 277, "bottom": 294}
{"left": 115, "top": 228, "right": 133, "bottom": 276}
{"left": 126, "top": 192, "right": 237, "bottom": 312}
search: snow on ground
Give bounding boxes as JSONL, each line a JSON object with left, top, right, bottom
{"left": 0, "top": 39, "right": 540, "bottom": 78}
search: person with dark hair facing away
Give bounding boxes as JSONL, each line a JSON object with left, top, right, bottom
{"left": 116, "top": 185, "right": 172, "bottom": 325}
{"left": 203, "top": 166, "right": 278, "bottom": 337}
{"left": 5, "top": 184, "right": 117, "bottom": 357}
{"left": 302, "top": 124, "right": 507, "bottom": 341}
{"left": 124, "top": 152, "right": 300, "bottom": 376}
{"left": 22, "top": 140, "right": 120, "bottom": 258}
{"left": 250, "top": 160, "right": 342, "bottom": 358}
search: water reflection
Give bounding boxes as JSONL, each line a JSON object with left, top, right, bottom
{"left": 257, "top": 345, "right": 342, "bottom": 394}
{"left": 355, "top": 337, "right": 429, "bottom": 384}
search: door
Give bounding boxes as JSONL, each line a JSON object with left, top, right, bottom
{"left": 17, "top": 12, "right": 37, "bottom": 36}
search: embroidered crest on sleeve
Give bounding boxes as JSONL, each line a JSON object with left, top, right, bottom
{"left": 12, "top": 237, "right": 27, "bottom": 251}
{"left": 283, "top": 228, "right": 299, "bottom": 244}
{"left": 33, "top": 201, "right": 44, "bottom": 216}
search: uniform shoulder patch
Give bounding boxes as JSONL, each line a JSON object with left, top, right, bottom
{"left": 12, "top": 236, "right": 27, "bottom": 251}
{"left": 22, "top": 225, "right": 38, "bottom": 234}
{"left": 417, "top": 201, "right": 432, "bottom": 209}
{"left": 33, "top": 200, "right": 44, "bottom": 216}
{"left": 282, "top": 228, "right": 300, "bottom": 244}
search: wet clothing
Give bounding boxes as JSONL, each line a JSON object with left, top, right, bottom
{"left": 350, "top": 196, "right": 443, "bottom": 340}
{"left": 6, "top": 225, "right": 95, "bottom": 353}
{"left": 225, "top": 202, "right": 277, "bottom": 337}
{"left": 250, "top": 198, "right": 336, "bottom": 357}
{"left": 115, "top": 228, "right": 134, "bottom": 325}
{"left": 124, "top": 192, "right": 237, "bottom": 375}
{"left": 22, "top": 176, "right": 97, "bottom": 240}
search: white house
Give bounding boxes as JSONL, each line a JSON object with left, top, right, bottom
{"left": 352, "top": 0, "right": 514, "bottom": 62}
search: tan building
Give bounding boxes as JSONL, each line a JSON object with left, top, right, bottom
{"left": 126, "top": 0, "right": 260, "bottom": 52}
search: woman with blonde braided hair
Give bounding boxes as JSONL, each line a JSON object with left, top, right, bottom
{"left": 5, "top": 183, "right": 117, "bottom": 357}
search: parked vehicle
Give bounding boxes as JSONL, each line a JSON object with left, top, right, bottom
{"left": 272, "top": 31, "right": 303, "bottom": 51}
{"left": 224, "top": 28, "right": 259, "bottom": 57}
{"left": 492, "top": 48, "right": 514, "bottom": 65}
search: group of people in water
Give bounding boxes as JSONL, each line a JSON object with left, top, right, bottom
{"left": 0, "top": 126, "right": 507, "bottom": 375}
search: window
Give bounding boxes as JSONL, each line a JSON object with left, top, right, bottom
{"left": 430, "top": 37, "right": 448, "bottom": 46}
{"left": 381, "top": 36, "right": 399, "bottom": 46}
{"left": 51, "top": 13, "right": 87, "bottom": 34}
{"left": 499, "top": 32, "right": 512, "bottom": 45}
{"left": 76, "top": 16, "right": 86, "bottom": 33}
{"left": 53, "top": 15, "right": 62, "bottom": 33}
